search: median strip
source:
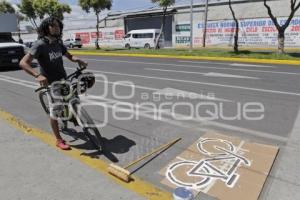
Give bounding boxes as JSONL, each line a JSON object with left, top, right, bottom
{"left": 69, "top": 50, "right": 300, "bottom": 66}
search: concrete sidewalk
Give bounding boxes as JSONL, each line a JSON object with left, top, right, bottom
{"left": 259, "top": 108, "right": 300, "bottom": 200}
{"left": 0, "top": 118, "right": 145, "bottom": 200}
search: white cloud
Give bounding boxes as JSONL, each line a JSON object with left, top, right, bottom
{"left": 63, "top": 5, "right": 100, "bottom": 30}
{"left": 16, "top": 4, "right": 109, "bottom": 31}
{"left": 11, "top": 0, "right": 215, "bottom": 31}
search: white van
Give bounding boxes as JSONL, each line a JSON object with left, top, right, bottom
{"left": 123, "top": 29, "right": 164, "bottom": 49}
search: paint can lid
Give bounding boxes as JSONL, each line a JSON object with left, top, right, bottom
{"left": 173, "top": 187, "right": 194, "bottom": 200}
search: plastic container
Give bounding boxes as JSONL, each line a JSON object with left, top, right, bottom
{"left": 173, "top": 187, "right": 194, "bottom": 200}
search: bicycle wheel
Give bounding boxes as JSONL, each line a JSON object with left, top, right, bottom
{"left": 39, "top": 91, "right": 68, "bottom": 130}
{"left": 38, "top": 91, "right": 50, "bottom": 115}
{"left": 73, "top": 103, "right": 104, "bottom": 151}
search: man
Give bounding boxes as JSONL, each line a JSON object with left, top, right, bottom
{"left": 19, "top": 17, "right": 88, "bottom": 150}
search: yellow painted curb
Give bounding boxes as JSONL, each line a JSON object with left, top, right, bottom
{"left": 0, "top": 108, "right": 172, "bottom": 200}
{"left": 69, "top": 50, "right": 300, "bottom": 66}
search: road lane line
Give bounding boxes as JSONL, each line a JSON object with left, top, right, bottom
{"left": 177, "top": 60, "right": 230, "bottom": 65}
{"left": 230, "top": 63, "right": 275, "bottom": 68}
{"left": 64, "top": 67, "right": 300, "bottom": 97}
{"left": 0, "top": 78, "right": 37, "bottom": 89}
{"left": 145, "top": 68, "right": 259, "bottom": 79}
{"left": 178, "top": 61, "right": 275, "bottom": 68}
{"left": 83, "top": 96, "right": 288, "bottom": 142}
{"left": 77, "top": 58, "right": 299, "bottom": 75}
{"left": 0, "top": 74, "right": 288, "bottom": 142}
{"left": 0, "top": 74, "right": 231, "bottom": 102}
{"left": 95, "top": 79, "right": 230, "bottom": 102}
{"left": 0, "top": 75, "right": 39, "bottom": 86}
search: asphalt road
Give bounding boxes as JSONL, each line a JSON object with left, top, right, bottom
{"left": 1, "top": 55, "right": 300, "bottom": 199}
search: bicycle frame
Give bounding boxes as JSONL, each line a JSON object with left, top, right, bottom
{"left": 35, "top": 65, "right": 89, "bottom": 123}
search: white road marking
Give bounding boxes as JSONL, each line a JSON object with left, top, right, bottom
{"left": 230, "top": 63, "right": 275, "bottom": 68}
{"left": 0, "top": 75, "right": 39, "bottom": 87}
{"left": 179, "top": 61, "right": 275, "bottom": 68}
{"left": 96, "top": 79, "right": 156, "bottom": 91}
{"left": 78, "top": 58, "right": 299, "bottom": 75}
{"left": 0, "top": 78, "right": 37, "bottom": 89}
{"left": 153, "top": 87, "right": 231, "bottom": 102}
{"left": 64, "top": 67, "right": 300, "bottom": 96}
{"left": 287, "top": 107, "right": 300, "bottom": 145}
{"left": 85, "top": 95, "right": 287, "bottom": 142}
{"left": 145, "top": 68, "right": 259, "bottom": 79}
{"left": 205, "top": 72, "right": 259, "bottom": 79}
{"left": 0, "top": 74, "right": 288, "bottom": 142}
{"left": 95, "top": 79, "right": 231, "bottom": 102}
{"left": 202, "top": 140, "right": 246, "bottom": 193}
{"left": 177, "top": 60, "right": 230, "bottom": 65}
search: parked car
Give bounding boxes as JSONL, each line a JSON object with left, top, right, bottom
{"left": 0, "top": 32, "right": 27, "bottom": 68}
{"left": 123, "top": 29, "right": 164, "bottom": 49}
{"left": 63, "top": 38, "right": 82, "bottom": 48}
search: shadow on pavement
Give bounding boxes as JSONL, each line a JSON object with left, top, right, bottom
{"left": 61, "top": 128, "right": 136, "bottom": 163}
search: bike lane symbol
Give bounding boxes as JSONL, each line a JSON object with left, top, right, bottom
{"left": 166, "top": 138, "right": 251, "bottom": 190}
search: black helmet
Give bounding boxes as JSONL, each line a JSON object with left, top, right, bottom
{"left": 79, "top": 72, "right": 95, "bottom": 89}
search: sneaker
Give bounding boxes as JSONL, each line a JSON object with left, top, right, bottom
{"left": 56, "top": 139, "right": 71, "bottom": 150}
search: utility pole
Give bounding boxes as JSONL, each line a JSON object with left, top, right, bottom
{"left": 189, "top": 0, "right": 193, "bottom": 51}
{"left": 203, "top": 0, "right": 209, "bottom": 47}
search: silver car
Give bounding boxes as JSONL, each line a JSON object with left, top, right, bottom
{"left": 63, "top": 38, "right": 82, "bottom": 48}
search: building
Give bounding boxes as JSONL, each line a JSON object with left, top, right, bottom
{"left": 20, "top": 0, "right": 300, "bottom": 48}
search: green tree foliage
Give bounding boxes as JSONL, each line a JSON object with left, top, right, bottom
{"left": 79, "top": 0, "right": 112, "bottom": 49}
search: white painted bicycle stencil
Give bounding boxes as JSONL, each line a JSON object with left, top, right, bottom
{"left": 166, "top": 138, "right": 251, "bottom": 190}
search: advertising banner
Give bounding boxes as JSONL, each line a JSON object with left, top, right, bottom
{"left": 173, "top": 16, "right": 300, "bottom": 48}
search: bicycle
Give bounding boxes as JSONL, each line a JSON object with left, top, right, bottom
{"left": 35, "top": 64, "right": 104, "bottom": 152}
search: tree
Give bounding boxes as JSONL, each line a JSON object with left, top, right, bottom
{"left": 33, "top": 0, "right": 71, "bottom": 20}
{"left": 18, "top": 0, "right": 38, "bottom": 29}
{"left": 79, "top": 0, "right": 112, "bottom": 49}
{"left": 264, "top": 0, "right": 300, "bottom": 54}
{"left": 229, "top": 0, "right": 239, "bottom": 53}
{"left": 151, "top": 0, "right": 175, "bottom": 49}
{"left": 0, "top": 0, "right": 15, "bottom": 13}
{"left": 18, "top": 0, "right": 70, "bottom": 29}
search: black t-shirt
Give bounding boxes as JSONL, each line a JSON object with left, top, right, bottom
{"left": 30, "top": 39, "right": 67, "bottom": 84}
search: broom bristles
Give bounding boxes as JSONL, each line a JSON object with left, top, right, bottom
{"left": 108, "top": 164, "right": 131, "bottom": 183}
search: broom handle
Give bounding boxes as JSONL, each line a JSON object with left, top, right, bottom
{"left": 124, "top": 137, "right": 181, "bottom": 169}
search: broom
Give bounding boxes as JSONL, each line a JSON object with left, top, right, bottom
{"left": 108, "top": 137, "right": 181, "bottom": 182}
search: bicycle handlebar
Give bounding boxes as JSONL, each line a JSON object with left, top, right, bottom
{"left": 34, "top": 63, "right": 86, "bottom": 93}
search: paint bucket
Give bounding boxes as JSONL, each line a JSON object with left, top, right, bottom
{"left": 173, "top": 187, "right": 194, "bottom": 200}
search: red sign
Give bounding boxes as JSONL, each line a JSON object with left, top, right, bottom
{"left": 75, "top": 32, "right": 90, "bottom": 44}
{"left": 91, "top": 32, "right": 102, "bottom": 39}
{"left": 115, "top": 30, "right": 124, "bottom": 40}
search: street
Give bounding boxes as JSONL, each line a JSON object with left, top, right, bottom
{"left": 1, "top": 55, "right": 300, "bottom": 200}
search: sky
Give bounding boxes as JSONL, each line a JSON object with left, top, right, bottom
{"left": 6, "top": 0, "right": 205, "bottom": 30}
